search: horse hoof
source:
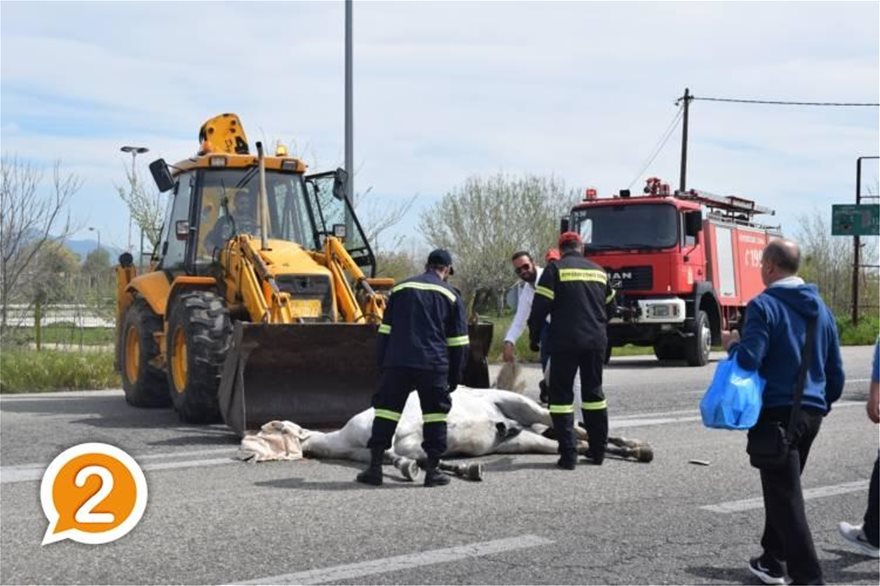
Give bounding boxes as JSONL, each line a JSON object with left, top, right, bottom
{"left": 466, "top": 462, "right": 484, "bottom": 481}
{"left": 637, "top": 445, "right": 654, "bottom": 463}
{"left": 402, "top": 460, "right": 421, "bottom": 481}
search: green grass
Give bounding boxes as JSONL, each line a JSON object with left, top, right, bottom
{"left": 836, "top": 315, "right": 879, "bottom": 346}
{"left": 481, "top": 310, "right": 878, "bottom": 365}
{"left": 1, "top": 313, "right": 873, "bottom": 394}
{"left": 0, "top": 349, "right": 119, "bottom": 393}
{"left": 4, "top": 324, "right": 115, "bottom": 347}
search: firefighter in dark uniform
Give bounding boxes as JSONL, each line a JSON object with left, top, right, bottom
{"left": 528, "top": 231, "right": 616, "bottom": 470}
{"left": 356, "top": 249, "right": 470, "bottom": 487}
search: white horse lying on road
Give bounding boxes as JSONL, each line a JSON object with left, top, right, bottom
{"left": 240, "top": 387, "right": 653, "bottom": 482}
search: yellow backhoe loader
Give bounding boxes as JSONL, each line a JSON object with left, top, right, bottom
{"left": 115, "top": 113, "right": 492, "bottom": 435}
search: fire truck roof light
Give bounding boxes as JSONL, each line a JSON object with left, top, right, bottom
{"left": 585, "top": 188, "right": 598, "bottom": 201}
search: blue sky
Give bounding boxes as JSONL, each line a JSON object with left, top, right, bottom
{"left": 2, "top": 1, "right": 878, "bottom": 255}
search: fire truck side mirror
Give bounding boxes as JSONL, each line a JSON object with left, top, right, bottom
{"left": 560, "top": 217, "right": 570, "bottom": 234}
{"left": 685, "top": 211, "right": 703, "bottom": 238}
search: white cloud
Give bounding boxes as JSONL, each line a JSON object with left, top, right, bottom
{"left": 1, "top": 1, "right": 877, "bottom": 252}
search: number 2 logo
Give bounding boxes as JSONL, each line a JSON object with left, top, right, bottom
{"left": 40, "top": 443, "right": 147, "bottom": 545}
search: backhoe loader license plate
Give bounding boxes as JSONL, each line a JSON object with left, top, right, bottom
{"left": 290, "top": 299, "right": 322, "bottom": 318}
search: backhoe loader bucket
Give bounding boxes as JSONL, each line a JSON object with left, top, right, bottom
{"left": 218, "top": 321, "right": 494, "bottom": 436}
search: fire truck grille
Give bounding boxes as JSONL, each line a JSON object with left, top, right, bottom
{"left": 603, "top": 266, "right": 653, "bottom": 291}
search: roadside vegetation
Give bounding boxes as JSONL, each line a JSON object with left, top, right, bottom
{"left": 0, "top": 159, "right": 877, "bottom": 394}
{"left": 0, "top": 348, "right": 117, "bottom": 393}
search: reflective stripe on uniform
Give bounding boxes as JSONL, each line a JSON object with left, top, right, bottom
{"left": 606, "top": 289, "right": 616, "bottom": 303}
{"left": 378, "top": 324, "right": 391, "bottom": 334}
{"left": 374, "top": 409, "right": 401, "bottom": 422}
{"left": 549, "top": 403, "right": 574, "bottom": 414}
{"left": 447, "top": 335, "right": 469, "bottom": 347}
{"left": 558, "top": 268, "right": 607, "bottom": 284}
{"left": 391, "top": 281, "right": 456, "bottom": 302}
{"left": 536, "top": 286, "right": 555, "bottom": 300}
{"left": 423, "top": 412, "right": 448, "bottom": 424}
{"left": 581, "top": 400, "right": 607, "bottom": 411}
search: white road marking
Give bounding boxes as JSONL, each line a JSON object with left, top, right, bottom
{"left": 610, "top": 400, "right": 864, "bottom": 429}
{"left": 700, "top": 480, "right": 868, "bottom": 513}
{"left": 0, "top": 401, "right": 866, "bottom": 483}
{"left": 228, "top": 534, "right": 554, "bottom": 585}
{"left": 1, "top": 451, "right": 238, "bottom": 484}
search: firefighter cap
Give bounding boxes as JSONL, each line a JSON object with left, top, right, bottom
{"left": 427, "top": 248, "right": 455, "bottom": 275}
{"left": 558, "top": 231, "right": 583, "bottom": 247}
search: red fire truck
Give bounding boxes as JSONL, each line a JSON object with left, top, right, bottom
{"left": 564, "top": 177, "right": 781, "bottom": 366}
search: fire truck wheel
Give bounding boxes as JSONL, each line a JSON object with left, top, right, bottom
{"left": 684, "top": 310, "right": 711, "bottom": 367}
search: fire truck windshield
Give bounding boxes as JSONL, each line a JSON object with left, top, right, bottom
{"left": 572, "top": 203, "right": 678, "bottom": 251}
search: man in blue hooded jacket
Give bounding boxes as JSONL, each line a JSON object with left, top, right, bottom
{"left": 722, "top": 238, "right": 844, "bottom": 586}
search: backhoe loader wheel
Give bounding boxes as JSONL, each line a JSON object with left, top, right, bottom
{"left": 120, "top": 298, "right": 171, "bottom": 407}
{"left": 166, "top": 290, "right": 232, "bottom": 423}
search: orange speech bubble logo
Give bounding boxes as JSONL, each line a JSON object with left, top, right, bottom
{"left": 40, "top": 443, "right": 147, "bottom": 545}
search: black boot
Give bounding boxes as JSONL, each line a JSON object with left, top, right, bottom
{"left": 356, "top": 448, "right": 384, "bottom": 486}
{"left": 557, "top": 450, "right": 577, "bottom": 470}
{"left": 582, "top": 410, "right": 608, "bottom": 465}
{"left": 551, "top": 413, "right": 577, "bottom": 470}
{"left": 424, "top": 458, "right": 450, "bottom": 487}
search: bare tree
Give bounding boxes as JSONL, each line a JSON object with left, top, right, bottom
{"left": 1, "top": 156, "right": 82, "bottom": 333}
{"left": 116, "top": 163, "right": 164, "bottom": 249}
{"left": 796, "top": 208, "right": 879, "bottom": 317}
{"left": 419, "top": 173, "right": 579, "bottom": 313}
{"left": 353, "top": 186, "right": 418, "bottom": 257}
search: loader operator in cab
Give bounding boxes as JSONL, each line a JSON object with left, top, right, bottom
{"left": 231, "top": 189, "right": 259, "bottom": 236}
{"left": 205, "top": 189, "right": 259, "bottom": 252}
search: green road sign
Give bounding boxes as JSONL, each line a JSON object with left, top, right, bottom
{"left": 832, "top": 204, "right": 880, "bottom": 236}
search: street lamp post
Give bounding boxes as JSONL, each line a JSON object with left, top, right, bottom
{"left": 88, "top": 227, "right": 101, "bottom": 252}
{"left": 120, "top": 145, "right": 149, "bottom": 252}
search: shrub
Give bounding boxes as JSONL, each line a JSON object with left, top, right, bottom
{"left": 0, "top": 349, "right": 119, "bottom": 393}
{"left": 836, "top": 315, "right": 880, "bottom": 346}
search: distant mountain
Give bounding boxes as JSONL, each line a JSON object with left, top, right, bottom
{"left": 65, "top": 238, "right": 124, "bottom": 262}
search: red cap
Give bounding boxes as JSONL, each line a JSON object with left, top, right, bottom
{"left": 544, "top": 248, "right": 561, "bottom": 262}
{"left": 558, "top": 231, "right": 582, "bottom": 247}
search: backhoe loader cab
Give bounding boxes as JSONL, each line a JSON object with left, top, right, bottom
{"left": 117, "top": 113, "right": 491, "bottom": 433}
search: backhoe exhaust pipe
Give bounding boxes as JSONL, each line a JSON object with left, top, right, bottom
{"left": 255, "top": 141, "right": 269, "bottom": 251}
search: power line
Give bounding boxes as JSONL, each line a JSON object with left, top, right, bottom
{"left": 691, "top": 96, "right": 879, "bottom": 107}
{"left": 627, "top": 105, "right": 684, "bottom": 190}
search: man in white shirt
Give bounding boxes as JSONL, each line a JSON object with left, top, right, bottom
{"left": 503, "top": 251, "right": 544, "bottom": 364}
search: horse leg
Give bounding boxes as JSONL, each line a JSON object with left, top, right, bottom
{"left": 492, "top": 429, "right": 560, "bottom": 454}
{"left": 606, "top": 438, "right": 654, "bottom": 463}
{"left": 437, "top": 460, "right": 483, "bottom": 481}
{"left": 388, "top": 453, "right": 421, "bottom": 481}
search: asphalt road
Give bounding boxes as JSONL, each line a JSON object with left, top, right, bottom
{"left": 1, "top": 347, "right": 878, "bottom": 585}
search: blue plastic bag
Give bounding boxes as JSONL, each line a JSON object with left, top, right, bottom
{"left": 700, "top": 352, "right": 765, "bottom": 430}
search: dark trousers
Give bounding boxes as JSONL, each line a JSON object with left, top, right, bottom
{"left": 548, "top": 348, "right": 607, "bottom": 457}
{"left": 367, "top": 367, "right": 451, "bottom": 461}
{"left": 864, "top": 455, "right": 879, "bottom": 547}
{"left": 752, "top": 407, "right": 824, "bottom": 585}
{"left": 539, "top": 326, "right": 551, "bottom": 371}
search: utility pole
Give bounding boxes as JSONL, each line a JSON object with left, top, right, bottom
{"left": 677, "top": 88, "right": 693, "bottom": 192}
{"left": 345, "top": 0, "right": 354, "bottom": 200}
{"left": 852, "top": 155, "right": 880, "bottom": 325}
